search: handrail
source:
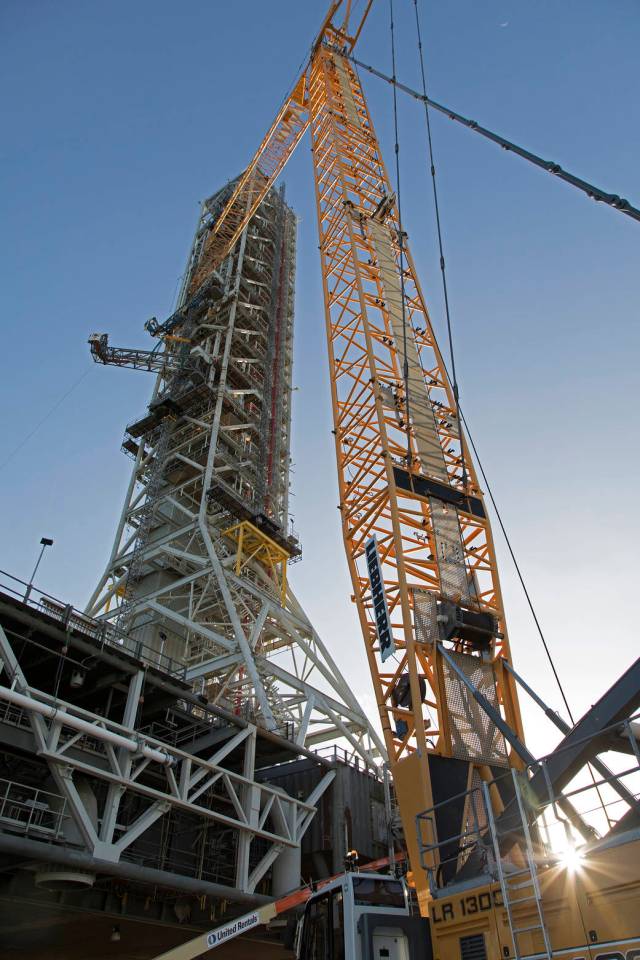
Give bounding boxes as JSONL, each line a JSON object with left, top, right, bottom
{"left": 0, "top": 568, "right": 187, "bottom": 680}
{"left": 416, "top": 708, "right": 640, "bottom": 889}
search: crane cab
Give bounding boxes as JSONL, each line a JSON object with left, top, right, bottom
{"left": 295, "top": 872, "right": 432, "bottom": 960}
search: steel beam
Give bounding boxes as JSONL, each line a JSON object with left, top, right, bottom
{"left": 0, "top": 833, "right": 272, "bottom": 906}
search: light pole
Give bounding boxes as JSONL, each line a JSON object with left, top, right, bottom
{"left": 24, "top": 537, "right": 54, "bottom": 602}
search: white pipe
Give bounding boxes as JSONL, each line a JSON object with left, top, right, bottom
{"left": 0, "top": 685, "right": 172, "bottom": 766}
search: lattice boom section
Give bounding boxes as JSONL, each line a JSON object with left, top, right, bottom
{"left": 188, "top": 78, "right": 309, "bottom": 294}
{"left": 309, "top": 42, "right": 522, "bottom": 762}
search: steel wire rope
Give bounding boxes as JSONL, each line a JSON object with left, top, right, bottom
{"left": 459, "top": 408, "right": 574, "bottom": 724}
{"left": 410, "top": 3, "right": 611, "bottom": 826}
{"left": 388, "top": 0, "right": 438, "bottom": 744}
{"left": 0, "top": 368, "right": 92, "bottom": 474}
{"left": 460, "top": 409, "right": 612, "bottom": 828}
{"left": 388, "top": 0, "right": 413, "bottom": 469}
{"left": 408, "top": 0, "right": 576, "bottom": 725}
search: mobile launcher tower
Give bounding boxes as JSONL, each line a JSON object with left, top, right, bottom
{"left": 0, "top": 179, "right": 384, "bottom": 937}
{"left": 88, "top": 179, "right": 377, "bottom": 759}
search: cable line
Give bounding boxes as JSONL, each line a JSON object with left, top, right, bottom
{"left": 352, "top": 24, "right": 616, "bottom": 819}
{"left": 462, "top": 405, "right": 615, "bottom": 825}
{"left": 407, "top": 5, "right": 578, "bottom": 762}
{"left": 327, "top": 45, "right": 640, "bottom": 224}
{"left": 395, "top": 5, "right": 578, "bottom": 745}
{"left": 401, "top": 11, "right": 582, "bottom": 734}
{"left": 388, "top": 0, "right": 412, "bottom": 469}
{"left": 386, "top": 7, "right": 570, "bottom": 706}
{"left": 410, "top": 6, "right": 611, "bottom": 820}
{"left": 0, "top": 368, "right": 92, "bottom": 474}
{"left": 459, "top": 406, "right": 576, "bottom": 724}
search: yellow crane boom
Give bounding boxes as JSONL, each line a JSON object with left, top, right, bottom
{"left": 178, "top": 0, "right": 524, "bottom": 911}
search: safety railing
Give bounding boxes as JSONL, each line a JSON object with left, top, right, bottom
{"left": 0, "top": 568, "right": 188, "bottom": 681}
{"left": 416, "top": 709, "right": 640, "bottom": 894}
{"left": 315, "top": 744, "right": 383, "bottom": 778}
{"left": 138, "top": 704, "right": 230, "bottom": 748}
{"left": 0, "top": 778, "right": 69, "bottom": 840}
{"left": 0, "top": 699, "right": 31, "bottom": 731}
{"left": 0, "top": 693, "right": 106, "bottom": 760}
{"left": 120, "top": 830, "right": 237, "bottom": 887}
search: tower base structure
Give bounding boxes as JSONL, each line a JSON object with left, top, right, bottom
{"left": 0, "top": 573, "right": 390, "bottom": 958}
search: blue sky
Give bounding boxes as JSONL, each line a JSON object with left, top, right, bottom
{"left": 1, "top": 0, "right": 639, "bottom": 757}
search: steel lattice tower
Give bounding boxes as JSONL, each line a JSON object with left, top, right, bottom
{"left": 87, "top": 180, "right": 381, "bottom": 764}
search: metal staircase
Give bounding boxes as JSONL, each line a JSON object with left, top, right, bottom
{"left": 483, "top": 770, "right": 553, "bottom": 960}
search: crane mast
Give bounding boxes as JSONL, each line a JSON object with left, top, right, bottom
{"left": 307, "top": 29, "right": 524, "bottom": 905}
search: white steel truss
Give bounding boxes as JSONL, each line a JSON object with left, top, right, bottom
{"left": 0, "top": 623, "right": 334, "bottom": 894}
{"left": 86, "top": 183, "right": 383, "bottom": 767}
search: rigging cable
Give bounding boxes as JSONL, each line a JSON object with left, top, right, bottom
{"left": 408, "top": 0, "right": 579, "bottom": 726}
{"left": 388, "top": 0, "right": 413, "bottom": 469}
{"left": 329, "top": 45, "right": 640, "bottom": 224}
{"left": 407, "top": 6, "right": 606, "bottom": 792}
{"left": 460, "top": 405, "right": 613, "bottom": 827}
{"left": 459, "top": 405, "right": 576, "bottom": 725}
{"left": 0, "top": 368, "right": 92, "bottom": 474}
{"left": 412, "top": 0, "right": 467, "bottom": 491}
